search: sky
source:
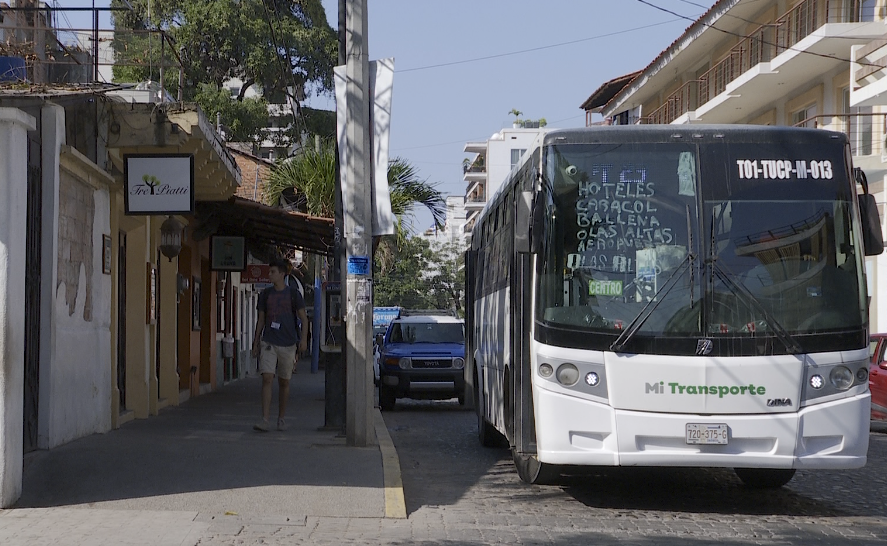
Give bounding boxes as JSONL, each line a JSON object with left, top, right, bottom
{"left": 308, "top": 0, "right": 704, "bottom": 231}
{"left": 61, "top": 0, "right": 710, "bottom": 231}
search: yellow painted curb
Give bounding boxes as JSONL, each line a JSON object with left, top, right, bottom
{"left": 373, "top": 410, "right": 407, "bottom": 519}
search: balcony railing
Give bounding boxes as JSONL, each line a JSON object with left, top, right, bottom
{"left": 644, "top": 80, "right": 701, "bottom": 125}
{"left": 641, "top": 0, "right": 865, "bottom": 125}
{"left": 793, "top": 113, "right": 887, "bottom": 157}
{"left": 0, "top": 6, "right": 183, "bottom": 99}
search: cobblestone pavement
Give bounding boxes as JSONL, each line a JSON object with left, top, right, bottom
{"left": 195, "top": 399, "right": 887, "bottom": 545}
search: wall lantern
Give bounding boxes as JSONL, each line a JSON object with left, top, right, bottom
{"left": 159, "top": 216, "right": 185, "bottom": 261}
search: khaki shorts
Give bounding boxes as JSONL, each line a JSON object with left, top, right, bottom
{"left": 258, "top": 342, "right": 297, "bottom": 380}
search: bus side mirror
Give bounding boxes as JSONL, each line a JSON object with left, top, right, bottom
{"left": 855, "top": 168, "right": 884, "bottom": 256}
{"left": 515, "top": 191, "right": 533, "bottom": 253}
{"left": 859, "top": 193, "right": 884, "bottom": 256}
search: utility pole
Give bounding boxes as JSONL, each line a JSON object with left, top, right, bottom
{"left": 343, "top": 0, "right": 373, "bottom": 446}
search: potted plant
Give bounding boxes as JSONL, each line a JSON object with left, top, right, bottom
{"left": 509, "top": 109, "right": 523, "bottom": 128}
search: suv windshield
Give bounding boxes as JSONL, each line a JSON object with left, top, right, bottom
{"left": 388, "top": 322, "right": 465, "bottom": 344}
{"left": 537, "top": 138, "right": 866, "bottom": 355}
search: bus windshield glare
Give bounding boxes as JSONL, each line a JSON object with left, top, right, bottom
{"left": 537, "top": 140, "right": 866, "bottom": 355}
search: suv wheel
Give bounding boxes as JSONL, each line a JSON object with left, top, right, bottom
{"left": 379, "top": 385, "right": 396, "bottom": 411}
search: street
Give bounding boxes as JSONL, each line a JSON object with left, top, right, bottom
{"left": 383, "top": 399, "right": 887, "bottom": 545}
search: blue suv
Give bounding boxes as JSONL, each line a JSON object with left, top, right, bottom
{"left": 378, "top": 315, "right": 465, "bottom": 411}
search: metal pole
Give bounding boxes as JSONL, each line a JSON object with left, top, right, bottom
{"left": 343, "top": 0, "right": 372, "bottom": 446}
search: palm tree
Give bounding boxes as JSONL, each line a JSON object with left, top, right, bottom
{"left": 264, "top": 139, "right": 446, "bottom": 269}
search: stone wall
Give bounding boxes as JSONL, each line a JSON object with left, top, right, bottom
{"left": 57, "top": 170, "right": 95, "bottom": 320}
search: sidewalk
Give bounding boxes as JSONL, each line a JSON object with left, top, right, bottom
{"left": 0, "top": 357, "right": 404, "bottom": 545}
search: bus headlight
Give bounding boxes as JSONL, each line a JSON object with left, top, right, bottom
{"left": 585, "top": 372, "right": 600, "bottom": 387}
{"left": 829, "top": 366, "right": 853, "bottom": 390}
{"left": 539, "top": 363, "right": 554, "bottom": 378}
{"left": 453, "top": 357, "right": 465, "bottom": 369}
{"left": 398, "top": 357, "right": 412, "bottom": 370}
{"left": 810, "top": 374, "right": 824, "bottom": 390}
{"left": 556, "top": 363, "right": 580, "bottom": 386}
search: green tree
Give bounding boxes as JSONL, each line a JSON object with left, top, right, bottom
{"left": 373, "top": 237, "right": 437, "bottom": 309}
{"left": 111, "top": 0, "right": 337, "bottom": 145}
{"left": 194, "top": 84, "right": 271, "bottom": 144}
{"left": 427, "top": 242, "right": 465, "bottom": 317}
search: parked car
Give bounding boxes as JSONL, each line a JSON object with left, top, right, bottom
{"left": 869, "top": 333, "right": 887, "bottom": 421}
{"left": 378, "top": 315, "right": 465, "bottom": 411}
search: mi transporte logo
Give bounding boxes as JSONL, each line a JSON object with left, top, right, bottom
{"left": 644, "top": 381, "right": 792, "bottom": 407}
{"left": 645, "top": 381, "right": 767, "bottom": 399}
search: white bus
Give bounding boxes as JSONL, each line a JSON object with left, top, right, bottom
{"left": 465, "top": 125, "right": 884, "bottom": 487}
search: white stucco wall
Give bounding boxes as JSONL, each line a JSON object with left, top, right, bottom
{"left": 47, "top": 187, "right": 113, "bottom": 447}
{"left": 0, "top": 107, "right": 36, "bottom": 508}
{"left": 39, "top": 104, "right": 113, "bottom": 449}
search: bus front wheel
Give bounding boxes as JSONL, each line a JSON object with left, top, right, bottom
{"left": 476, "top": 371, "right": 504, "bottom": 447}
{"left": 512, "top": 449, "right": 558, "bottom": 485}
{"left": 734, "top": 468, "right": 796, "bottom": 488}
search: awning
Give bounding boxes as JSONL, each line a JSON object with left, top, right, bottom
{"left": 195, "top": 196, "right": 334, "bottom": 256}
{"left": 105, "top": 102, "right": 241, "bottom": 201}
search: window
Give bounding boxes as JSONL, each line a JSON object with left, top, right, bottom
{"left": 860, "top": 0, "right": 878, "bottom": 22}
{"left": 791, "top": 104, "right": 817, "bottom": 128}
{"left": 510, "top": 149, "right": 526, "bottom": 170}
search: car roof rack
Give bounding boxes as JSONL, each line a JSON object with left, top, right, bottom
{"left": 400, "top": 308, "right": 457, "bottom": 317}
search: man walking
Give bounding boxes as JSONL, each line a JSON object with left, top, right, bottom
{"left": 252, "top": 258, "right": 309, "bottom": 432}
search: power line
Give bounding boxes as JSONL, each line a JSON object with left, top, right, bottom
{"left": 398, "top": 18, "right": 685, "bottom": 73}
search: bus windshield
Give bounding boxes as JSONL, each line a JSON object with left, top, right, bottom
{"left": 537, "top": 139, "right": 866, "bottom": 355}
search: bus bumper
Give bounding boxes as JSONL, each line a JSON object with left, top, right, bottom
{"left": 534, "top": 388, "right": 870, "bottom": 469}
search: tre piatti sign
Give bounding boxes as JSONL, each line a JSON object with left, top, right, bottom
{"left": 124, "top": 154, "right": 195, "bottom": 215}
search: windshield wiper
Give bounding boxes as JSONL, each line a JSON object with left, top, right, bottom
{"left": 709, "top": 261, "right": 802, "bottom": 354}
{"left": 610, "top": 253, "right": 693, "bottom": 353}
{"left": 705, "top": 208, "right": 800, "bottom": 353}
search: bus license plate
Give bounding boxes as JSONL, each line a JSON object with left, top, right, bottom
{"left": 685, "top": 423, "right": 728, "bottom": 445}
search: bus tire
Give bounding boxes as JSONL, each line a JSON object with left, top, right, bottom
{"left": 733, "top": 468, "right": 796, "bottom": 488}
{"left": 476, "top": 370, "right": 503, "bottom": 447}
{"left": 512, "top": 448, "right": 558, "bottom": 485}
{"left": 379, "top": 385, "right": 396, "bottom": 412}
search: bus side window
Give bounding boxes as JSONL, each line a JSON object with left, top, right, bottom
{"left": 475, "top": 249, "right": 486, "bottom": 299}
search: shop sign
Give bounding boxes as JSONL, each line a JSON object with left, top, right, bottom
{"left": 124, "top": 154, "right": 194, "bottom": 214}
{"left": 241, "top": 264, "right": 271, "bottom": 283}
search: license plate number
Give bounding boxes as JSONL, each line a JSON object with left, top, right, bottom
{"left": 685, "top": 423, "right": 728, "bottom": 445}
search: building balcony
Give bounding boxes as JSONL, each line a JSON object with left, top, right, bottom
{"left": 796, "top": 112, "right": 887, "bottom": 180}
{"left": 640, "top": 0, "right": 884, "bottom": 125}
{"left": 851, "top": 39, "right": 887, "bottom": 107}
{"left": 464, "top": 195, "right": 486, "bottom": 211}
{"left": 465, "top": 179, "right": 484, "bottom": 199}
{"left": 464, "top": 141, "right": 487, "bottom": 154}
{"left": 464, "top": 211, "right": 479, "bottom": 233}
{"left": 463, "top": 167, "right": 486, "bottom": 184}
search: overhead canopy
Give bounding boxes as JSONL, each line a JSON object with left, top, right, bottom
{"left": 105, "top": 102, "right": 241, "bottom": 201}
{"left": 579, "top": 70, "right": 642, "bottom": 113}
{"left": 195, "top": 196, "right": 334, "bottom": 256}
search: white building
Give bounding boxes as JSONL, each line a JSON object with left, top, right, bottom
{"left": 421, "top": 196, "right": 468, "bottom": 248}
{"left": 462, "top": 126, "right": 542, "bottom": 234}
{"left": 582, "top": 0, "right": 887, "bottom": 331}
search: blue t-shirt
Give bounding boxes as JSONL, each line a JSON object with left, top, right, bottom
{"left": 257, "top": 285, "right": 305, "bottom": 347}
